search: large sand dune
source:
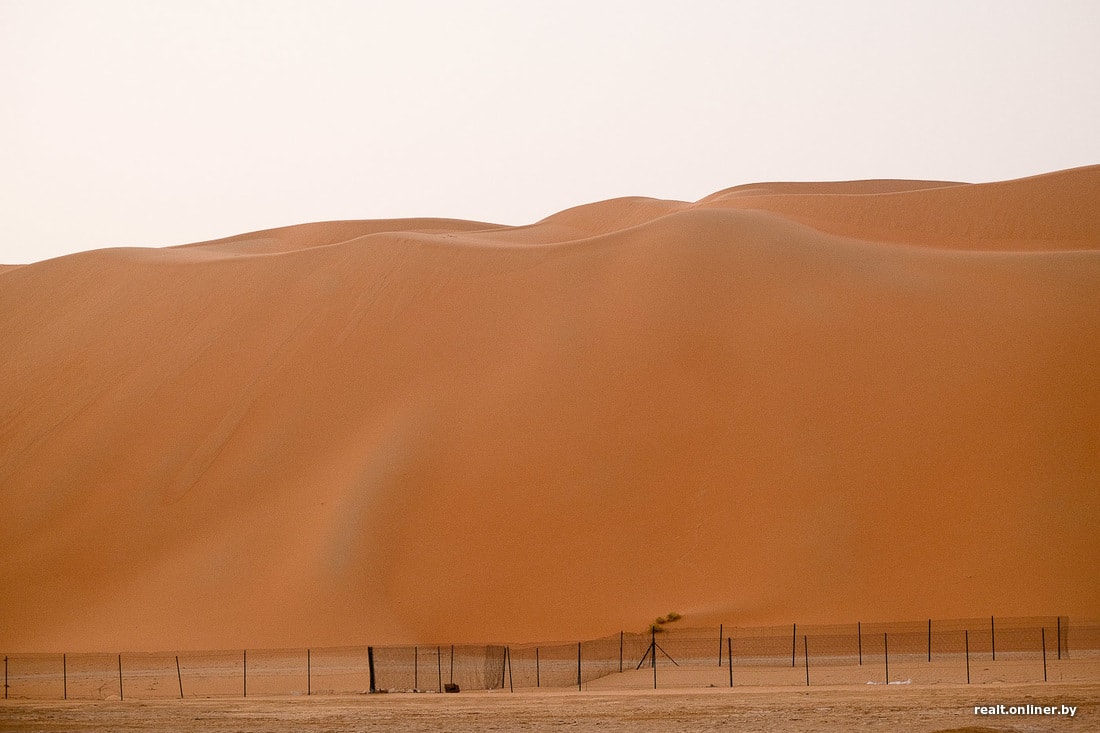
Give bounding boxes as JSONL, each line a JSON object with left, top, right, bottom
{"left": 2, "top": 167, "right": 1098, "bottom": 653}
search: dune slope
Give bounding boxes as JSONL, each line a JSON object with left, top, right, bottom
{"left": 2, "top": 167, "right": 1098, "bottom": 652}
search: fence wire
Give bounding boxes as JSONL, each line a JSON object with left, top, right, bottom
{"left": 2, "top": 615, "right": 1094, "bottom": 699}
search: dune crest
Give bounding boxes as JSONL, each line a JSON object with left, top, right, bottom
{"left": 2, "top": 167, "right": 1098, "bottom": 653}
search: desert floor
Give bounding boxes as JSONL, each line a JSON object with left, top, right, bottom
{"left": 2, "top": 682, "right": 1098, "bottom": 733}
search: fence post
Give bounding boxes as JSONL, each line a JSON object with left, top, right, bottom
{"left": 619, "top": 631, "right": 623, "bottom": 673}
{"left": 436, "top": 646, "right": 442, "bottom": 692}
{"left": 965, "top": 630, "right": 970, "bottom": 684}
{"left": 176, "top": 655, "right": 184, "bottom": 699}
{"left": 368, "top": 647, "right": 376, "bottom": 693}
{"left": 858, "top": 622, "right": 862, "bottom": 666}
{"left": 307, "top": 649, "right": 311, "bottom": 696}
{"left": 791, "top": 623, "right": 797, "bottom": 667}
{"left": 536, "top": 648, "right": 540, "bottom": 688}
{"left": 450, "top": 645, "right": 454, "bottom": 685}
{"left": 507, "top": 647, "right": 513, "bottom": 692}
{"left": 577, "top": 642, "right": 582, "bottom": 691}
{"left": 243, "top": 650, "right": 247, "bottom": 698}
{"left": 4, "top": 655, "right": 7, "bottom": 699}
{"left": 927, "top": 619, "right": 931, "bottom": 662}
{"left": 991, "top": 616, "right": 996, "bottom": 661}
{"left": 727, "top": 637, "right": 733, "bottom": 688}
{"left": 63, "top": 654, "right": 67, "bottom": 700}
{"left": 412, "top": 647, "right": 416, "bottom": 692}
{"left": 718, "top": 624, "right": 723, "bottom": 666}
{"left": 1042, "top": 628, "right": 1047, "bottom": 682}
{"left": 118, "top": 654, "right": 123, "bottom": 701}
{"left": 803, "top": 636, "right": 809, "bottom": 686}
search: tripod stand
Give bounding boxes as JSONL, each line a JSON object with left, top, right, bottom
{"left": 636, "top": 627, "right": 679, "bottom": 688}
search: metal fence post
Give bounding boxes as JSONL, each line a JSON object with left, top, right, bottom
{"left": 577, "top": 642, "right": 582, "bottom": 691}
{"left": 727, "top": 637, "right": 733, "bottom": 687}
{"left": 1042, "top": 628, "right": 1047, "bottom": 682}
{"left": 991, "top": 616, "right": 996, "bottom": 661}
{"left": 965, "top": 630, "right": 970, "bottom": 684}
{"left": 803, "top": 636, "right": 809, "bottom": 686}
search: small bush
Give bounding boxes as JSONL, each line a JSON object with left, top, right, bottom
{"left": 649, "top": 612, "right": 683, "bottom": 633}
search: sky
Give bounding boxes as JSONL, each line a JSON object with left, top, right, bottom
{"left": 2, "top": 0, "right": 1099, "bottom": 264}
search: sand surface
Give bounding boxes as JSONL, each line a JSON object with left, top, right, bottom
{"left": 1, "top": 166, "right": 1098, "bottom": 653}
{"left": 2, "top": 683, "right": 1099, "bottom": 733}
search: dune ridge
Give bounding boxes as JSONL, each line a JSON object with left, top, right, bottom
{"left": 2, "top": 167, "right": 1098, "bottom": 653}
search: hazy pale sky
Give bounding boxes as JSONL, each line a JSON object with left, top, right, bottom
{"left": 2, "top": 0, "right": 1098, "bottom": 264}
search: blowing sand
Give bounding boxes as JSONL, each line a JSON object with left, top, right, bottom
{"left": 1, "top": 166, "right": 1098, "bottom": 655}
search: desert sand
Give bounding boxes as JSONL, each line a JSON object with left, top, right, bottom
{"left": 1, "top": 166, "right": 1098, "bottom": 655}
{"left": 3, "top": 683, "right": 1100, "bottom": 733}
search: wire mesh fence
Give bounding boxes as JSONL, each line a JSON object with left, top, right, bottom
{"left": 3, "top": 615, "right": 1095, "bottom": 699}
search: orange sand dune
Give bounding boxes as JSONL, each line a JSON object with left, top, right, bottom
{"left": 702, "top": 165, "right": 1100, "bottom": 249}
{"left": 2, "top": 167, "right": 1098, "bottom": 653}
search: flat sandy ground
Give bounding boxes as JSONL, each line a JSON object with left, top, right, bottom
{"left": 2, "top": 682, "right": 1098, "bottom": 733}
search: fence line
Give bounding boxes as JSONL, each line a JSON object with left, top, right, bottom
{"left": 3, "top": 615, "right": 1096, "bottom": 699}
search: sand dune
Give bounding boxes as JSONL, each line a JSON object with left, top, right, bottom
{"left": 1, "top": 167, "right": 1098, "bottom": 653}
